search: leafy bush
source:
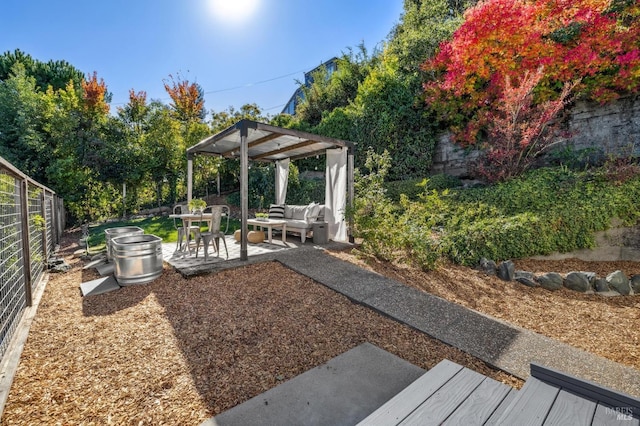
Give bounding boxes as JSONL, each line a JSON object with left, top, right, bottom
{"left": 385, "top": 174, "right": 462, "bottom": 202}
{"left": 385, "top": 179, "right": 425, "bottom": 202}
{"left": 351, "top": 149, "right": 403, "bottom": 261}
{"left": 353, "top": 165, "right": 640, "bottom": 268}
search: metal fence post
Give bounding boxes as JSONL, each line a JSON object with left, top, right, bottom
{"left": 40, "top": 190, "right": 48, "bottom": 264}
{"left": 19, "top": 180, "right": 33, "bottom": 307}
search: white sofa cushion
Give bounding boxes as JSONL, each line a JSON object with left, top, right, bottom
{"left": 285, "top": 205, "right": 307, "bottom": 220}
{"left": 306, "top": 202, "right": 321, "bottom": 223}
{"left": 284, "top": 219, "right": 312, "bottom": 230}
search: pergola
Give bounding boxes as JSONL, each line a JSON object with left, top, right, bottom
{"left": 186, "top": 119, "right": 355, "bottom": 261}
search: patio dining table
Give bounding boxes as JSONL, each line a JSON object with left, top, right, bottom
{"left": 169, "top": 212, "right": 215, "bottom": 252}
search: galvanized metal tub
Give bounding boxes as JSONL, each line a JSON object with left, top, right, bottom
{"left": 105, "top": 226, "right": 144, "bottom": 262}
{"left": 112, "top": 234, "right": 163, "bottom": 285}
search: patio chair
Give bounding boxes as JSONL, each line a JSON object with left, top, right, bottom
{"left": 195, "top": 205, "right": 228, "bottom": 260}
{"left": 173, "top": 204, "right": 200, "bottom": 252}
{"left": 221, "top": 204, "right": 231, "bottom": 234}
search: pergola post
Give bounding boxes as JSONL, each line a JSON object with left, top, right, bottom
{"left": 348, "top": 150, "right": 355, "bottom": 244}
{"left": 240, "top": 122, "right": 249, "bottom": 261}
{"left": 187, "top": 154, "right": 194, "bottom": 204}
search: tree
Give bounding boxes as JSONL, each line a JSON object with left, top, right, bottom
{"left": 210, "top": 103, "right": 268, "bottom": 132}
{"left": 423, "top": 0, "right": 640, "bottom": 147}
{"left": 163, "top": 73, "right": 206, "bottom": 122}
{"left": 117, "top": 90, "right": 149, "bottom": 133}
{"left": 0, "top": 63, "right": 52, "bottom": 182}
{"left": 350, "top": 53, "right": 438, "bottom": 180}
{"left": 142, "top": 102, "right": 185, "bottom": 206}
{"left": 387, "top": 0, "right": 467, "bottom": 77}
{"left": 475, "top": 68, "right": 579, "bottom": 182}
{"left": 0, "top": 49, "right": 84, "bottom": 92}
{"left": 82, "top": 71, "right": 110, "bottom": 116}
{"left": 295, "top": 45, "right": 377, "bottom": 126}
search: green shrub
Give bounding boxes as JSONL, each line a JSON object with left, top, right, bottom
{"left": 353, "top": 164, "right": 640, "bottom": 269}
{"left": 385, "top": 179, "right": 425, "bottom": 202}
{"left": 386, "top": 174, "right": 461, "bottom": 202}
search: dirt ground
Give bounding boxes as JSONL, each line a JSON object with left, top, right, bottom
{"left": 329, "top": 249, "right": 640, "bottom": 370}
{"left": 1, "top": 232, "right": 521, "bottom": 425}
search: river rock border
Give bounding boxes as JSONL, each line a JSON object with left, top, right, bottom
{"left": 478, "top": 258, "right": 640, "bottom": 296}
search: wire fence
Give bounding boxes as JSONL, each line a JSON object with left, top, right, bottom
{"left": 0, "top": 156, "right": 64, "bottom": 361}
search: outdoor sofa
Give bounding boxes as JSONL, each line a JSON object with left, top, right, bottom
{"left": 268, "top": 203, "right": 325, "bottom": 243}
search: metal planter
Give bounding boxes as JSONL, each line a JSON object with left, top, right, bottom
{"left": 112, "top": 234, "right": 163, "bottom": 285}
{"left": 105, "top": 226, "right": 144, "bottom": 262}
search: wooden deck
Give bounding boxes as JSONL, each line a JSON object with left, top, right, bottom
{"left": 357, "top": 360, "right": 640, "bottom": 426}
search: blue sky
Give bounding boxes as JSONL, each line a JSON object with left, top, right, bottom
{"left": 1, "top": 0, "right": 404, "bottom": 116}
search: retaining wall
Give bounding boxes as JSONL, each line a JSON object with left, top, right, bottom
{"left": 430, "top": 95, "right": 640, "bottom": 177}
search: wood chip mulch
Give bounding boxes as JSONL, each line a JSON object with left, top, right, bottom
{"left": 1, "top": 233, "right": 520, "bottom": 425}
{"left": 330, "top": 250, "right": 640, "bottom": 371}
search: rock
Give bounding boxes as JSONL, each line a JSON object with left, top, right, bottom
{"left": 580, "top": 271, "right": 597, "bottom": 285}
{"left": 631, "top": 275, "right": 640, "bottom": 293}
{"left": 607, "top": 270, "right": 630, "bottom": 295}
{"left": 536, "top": 272, "right": 564, "bottom": 291}
{"left": 497, "top": 260, "right": 515, "bottom": 281}
{"left": 594, "top": 278, "right": 610, "bottom": 293}
{"left": 47, "top": 257, "right": 65, "bottom": 267}
{"left": 515, "top": 271, "right": 538, "bottom": 287}
{"left": 479, "top": 257, "right": 497, "bottom": 275}
{"left": 50, "top": 261, "right": 72, "bottom": 273}
{"left": 564, "top": 272, "right": 590, "bottom": 292}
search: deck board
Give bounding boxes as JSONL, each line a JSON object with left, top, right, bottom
{"left": 441, "top": 377, "right": 514, "bottom": 425}
{"left": 592, "top": 403, "right": 640, "bottom": 426}
{"left": 495, "top": 377, "right": 560, "bottom": 425}
{"left": 356, "top": 359, "right": 463, "bottom": 425}
{"left": 543, "top": 389, "right": 597, "bottom": 426}
{"left": 399, "top": 367, "right": 486, "bottom": 425}
{"left": 483, "top": 388, "right": 518, "bottom": 425}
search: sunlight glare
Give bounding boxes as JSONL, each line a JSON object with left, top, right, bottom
{"left": 209, "top": 0, "right": 260, "bottom": 24}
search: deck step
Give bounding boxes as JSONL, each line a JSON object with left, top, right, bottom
{"left": 357, "top": 359, "right": 514, "bottom": 425}
{"left": 495, "top": 363, "right": 640, "bottom": 426}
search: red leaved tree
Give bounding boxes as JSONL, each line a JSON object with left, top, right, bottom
{"left": 475, "top": 67, "right": 580, "bottom": 182}
{"left": 81, "top": 71, "right": 109, "bottom": 115}
{"left": 163, "top": 74, "right": 205, "bottom": 123}
{"left": 423, "top": 0, "right": 640, "bottom": 147}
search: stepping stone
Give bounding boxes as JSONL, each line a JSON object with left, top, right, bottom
{"left": 80, "top": 276, "right": 120, "bottom": 297}
{"left": 95, "top": 262, "right": 115, "bottom": 276}
{"left": 206, "top": 343, "right": 425, "bottom": 426}
{"left": 83, "top": 258, "right": 107, "bottom": 270}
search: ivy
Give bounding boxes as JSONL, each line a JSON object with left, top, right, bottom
{"left": 354, "top": 165, "right": 640, "bottom": 268}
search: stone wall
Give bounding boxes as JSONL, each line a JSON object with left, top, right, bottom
{"left": 430, "top": 94, "right": 640, "bottom": 177}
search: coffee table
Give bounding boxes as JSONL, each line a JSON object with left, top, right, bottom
{"left": 247, "top": 219, "right": 287, "bottom": 244}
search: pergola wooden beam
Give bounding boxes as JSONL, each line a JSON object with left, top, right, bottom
{"left": 220, "top": 132, "right": 283, "bottom": 158}
{"left": 251, "top": 140, "right": 317, "bottom": 161}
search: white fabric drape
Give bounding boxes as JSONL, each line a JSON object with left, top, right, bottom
{"left": 275, "top": 158, "right": 290, "bottom": 205}
{"left": 325, "top": 148, "right": 347, "bottom": 241}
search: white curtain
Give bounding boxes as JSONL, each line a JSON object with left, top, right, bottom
{"left": 275, "top": 158, "right": 290, "bottom": 205}
{"left": 325, "top": 148, "right": 347, "bottom": 241}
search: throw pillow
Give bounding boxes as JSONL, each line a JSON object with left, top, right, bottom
{"left": 288, "top": 205, "right": 308, "bottom": 220}
{"left": 268, "top": 204, "right": 285, "bottom": 219}
{"left": 305, "top": 202, "right": 320, "bottom": 224}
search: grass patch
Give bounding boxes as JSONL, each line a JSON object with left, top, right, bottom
{"left": 87, "top": 216, "right": 241, "bottom": 252}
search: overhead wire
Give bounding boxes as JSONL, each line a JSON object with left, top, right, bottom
{"left": 111, "top": 65, "right": 312, "bottom": 107}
